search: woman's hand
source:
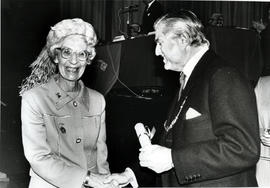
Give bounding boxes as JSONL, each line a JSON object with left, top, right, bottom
{"left": 84, "top": 173, "right": 119, "bottom": 188}
{"left": 104, "top": 173, "right": 130, "bottom": 188}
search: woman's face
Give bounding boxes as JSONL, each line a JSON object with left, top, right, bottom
{"left": 55, "top": 35, "right": 91, "bottom": 82}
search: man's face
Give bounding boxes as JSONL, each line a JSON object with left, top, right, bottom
{"left": 155, "top": 29, "right": 187, "bottom": 72}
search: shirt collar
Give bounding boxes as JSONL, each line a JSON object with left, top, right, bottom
{"left": 48, "top": 75, "right": 90, "bottom": 111}
{"left": 182, "top": 44, "right": 209, "bottom": 87}
{"left": 147, "top": 0, "right": 156, "bottom": 10}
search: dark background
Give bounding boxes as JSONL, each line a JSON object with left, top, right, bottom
{"left": 1, "top": 1, "right": 269, "bottom": 187}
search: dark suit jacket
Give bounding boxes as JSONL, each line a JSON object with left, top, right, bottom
{"left": 157, "top": 50, "right": 260, "bottom": 187}
{"left": 141, "top": 0, "right": 164, "bottom": 34}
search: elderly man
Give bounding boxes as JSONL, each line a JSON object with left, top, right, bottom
{"left": 105, "top": 10, "right": 260, "bottom": 187}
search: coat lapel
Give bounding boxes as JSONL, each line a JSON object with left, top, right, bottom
{"left": 181, "top": 50, "right": 215, "bottom": 101}
{"left": 165, "top": 50, "right": 216, "bottom": 130}
{"left": 48, "top": 75, "right": 90, "bottom": 112}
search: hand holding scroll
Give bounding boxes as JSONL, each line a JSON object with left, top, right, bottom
{"left": 139, "top": 144, "right": 174, "bottom": 173}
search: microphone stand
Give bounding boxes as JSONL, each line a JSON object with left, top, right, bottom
{"left": 120, "top": 6, "right": 138, "bottom": 38}
{"left": 127, "top": 9, "right": 131, "bottom": 38}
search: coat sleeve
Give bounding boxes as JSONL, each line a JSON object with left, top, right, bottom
{"left": 21, "top": 92, "right": 86, "bottom": 188}
{"left": 172, "top": 67, "right": 260, "bottom": 184}
{"left": 96, "top": 95, "right": 110, "bottom": 174}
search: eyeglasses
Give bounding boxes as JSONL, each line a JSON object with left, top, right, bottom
{"left": 56, "top": 47, "right": 93, "bottom": 61}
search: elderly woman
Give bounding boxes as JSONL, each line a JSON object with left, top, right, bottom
{"left": 20, "top": 18, "right": 112, "bottom": 188}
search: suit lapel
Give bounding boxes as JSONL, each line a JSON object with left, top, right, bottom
{"left": 182, "top": 50, "right": 214, "bottom": 100}
{"left": 165, "top": 50, "right": 216, "bottom": 130}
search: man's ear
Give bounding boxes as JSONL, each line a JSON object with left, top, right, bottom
{"left": 179, "top": 33, "right": 189, "bottom": 45}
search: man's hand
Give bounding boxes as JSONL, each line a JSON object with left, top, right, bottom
{"left": 139, "top": 144, "right": 174, "bottom": 173}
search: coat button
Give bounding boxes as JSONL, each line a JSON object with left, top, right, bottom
{"left": 60, "top": 126, "right": 66, "bottom": 134}
{"left": 76, "top": 138, "right": 81, "bottom": 143}
{"left": 56, "top": 92, "right": 61, "bottom": 98}
{"left": 73, "top": 101, "right": 77, "bottom": 107}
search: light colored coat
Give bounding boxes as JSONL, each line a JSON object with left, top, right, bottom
{"left": 21, "top": 76, "right": 110, "bottom": 188}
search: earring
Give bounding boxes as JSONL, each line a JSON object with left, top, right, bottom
{"left": 54, "top": 58, "right": 59, "bottom": 64}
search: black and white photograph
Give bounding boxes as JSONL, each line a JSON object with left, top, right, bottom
{"left": 1, "top": 0, "right": 270, "bottom": 187}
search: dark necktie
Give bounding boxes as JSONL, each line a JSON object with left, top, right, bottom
{"left": 178, "top": 72, "right": 186, "bottom": 101}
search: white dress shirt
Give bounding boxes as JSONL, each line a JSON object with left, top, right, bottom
{"left": 182, "top": 44, "right": 209, "bottom": 88}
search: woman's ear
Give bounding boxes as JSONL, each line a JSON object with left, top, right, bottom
{"left": 53, "top": 49, "right": 59, "bottom": 64}
{"left": 89, "top": 48, "right": 96, "bottom": 60}
{"left": 54, "top": 57, "right": 59, "bottom": 64}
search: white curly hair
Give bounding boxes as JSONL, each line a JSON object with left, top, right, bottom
{"left": 19, "top": 18, "right": 97, "bottom": 96}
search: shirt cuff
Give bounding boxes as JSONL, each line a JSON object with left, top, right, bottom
{"left": 125, "top": 167, "right": 139, "bottom": 188}
{"left": 170, "top": 149, "right": 174, "bottom": 168}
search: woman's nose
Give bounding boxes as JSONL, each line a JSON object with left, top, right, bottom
{"left": 69, "top": 54, "right": 77, "bottom": 65}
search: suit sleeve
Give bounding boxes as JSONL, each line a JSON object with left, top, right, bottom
{"left": 96, "top": 96, "right": 110, "bottom": 174}
{"left": 21, "top": 92, "right": 86, "bottom": 188}
{"left": 128, "top": 162, "right": 158, "bottom": 187}
{"left": 172, "top": 68, "right": 260, "bottom": 184}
